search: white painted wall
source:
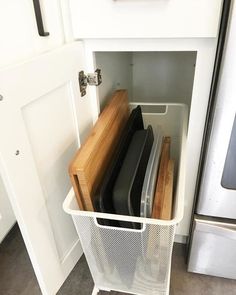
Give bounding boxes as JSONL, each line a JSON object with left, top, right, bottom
{"left": 0, "top": 175, "right": 15, "bottom": 243}
{"left": 95, "top": 52, "right": 133, "bottom": 110}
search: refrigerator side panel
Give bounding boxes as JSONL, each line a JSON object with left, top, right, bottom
{"left": 196, "top": 1, "right": 236, "bottom": 219}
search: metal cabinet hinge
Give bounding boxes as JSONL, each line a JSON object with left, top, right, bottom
{"left": 79, "top": 69, "right": 102, "bottom": 97}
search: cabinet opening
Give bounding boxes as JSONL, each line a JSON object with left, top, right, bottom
{"left": 68, "top": 52, "right": 192, "bottom": 224}
{"left": 95, "top": 51, "right": 197, "bottom": 111}
{"left": 94, "top": 51, "right": 194, "bottom": 206}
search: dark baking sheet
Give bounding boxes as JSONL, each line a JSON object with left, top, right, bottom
{"left": 113, "top": 126, "right": 154, "bottom": 229}
{"left": 94, "top": 105, "right": 144, "bottom": 226}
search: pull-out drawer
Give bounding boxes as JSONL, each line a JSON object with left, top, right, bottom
{"left": 70, "top": 0, "right": 223, "bottom": 39}
{"left": 188, "top": 217, "right": 236, "bottom": 279}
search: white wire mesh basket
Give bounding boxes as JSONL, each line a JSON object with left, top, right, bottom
{"left": 63, "top": 103, "right": 188, "bottom": 295}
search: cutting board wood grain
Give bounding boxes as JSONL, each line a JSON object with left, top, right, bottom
{"left": 69, "top": 90, "right": 130, "bottom": 211}
{"left": 161, "top": 159, "right": 174, "bottom": 220}
{"left": 152, "top": 137, "right": 174, "bottom": 220}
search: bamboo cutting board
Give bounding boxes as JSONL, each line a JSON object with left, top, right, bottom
{"left": 69, "top": 90, "right": 130, "bottom": 211}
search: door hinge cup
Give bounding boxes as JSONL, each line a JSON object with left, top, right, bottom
{"left": 79, "top": 69, "right": 102, "bottom": 97}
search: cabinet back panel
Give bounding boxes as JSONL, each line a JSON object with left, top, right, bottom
{"left": 95, "top": 51, "right": 196, "bottom": 109}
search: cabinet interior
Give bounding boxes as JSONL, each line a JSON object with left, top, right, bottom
{"left": 95, "top": 51, "right": 197, "bottom": 111}
{"left": 94, "top": 51, "right": 196, "bottom": 183}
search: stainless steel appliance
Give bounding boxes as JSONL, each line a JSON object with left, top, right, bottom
{"left": 188, "top": 1, "right": 236, "bottom": 279}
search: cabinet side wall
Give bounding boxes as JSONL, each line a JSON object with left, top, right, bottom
{"left": 95, "top": 52, "right": 133, "bottom": 110}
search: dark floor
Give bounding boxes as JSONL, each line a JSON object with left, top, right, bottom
{"left": 0, "top": 224, "right": 41, "bottom": 295}
{"left": 1, "top": 225, "right": 236, "bottom": 295}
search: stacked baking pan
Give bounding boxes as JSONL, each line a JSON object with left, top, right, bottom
{"left": 94, "top": 105, "right": 163, "bottom": 228}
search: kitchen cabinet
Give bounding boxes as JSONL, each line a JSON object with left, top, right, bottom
{"left": 0, "top": 0, "right": 66, "bottom": 68}
{"left": 0, "top": 0, "right": 226, "bottom": 294}
{"left": 70, "top": 0, "right": 223, "bottom": 39}
{"left": 0, "top": 0, "right": 69, "bottom": 255}
{"left": 0, "top": 42, "right": 95, "bottom": 295}
{"left": 84, "top": 38, "right": 218, "bottom": 239}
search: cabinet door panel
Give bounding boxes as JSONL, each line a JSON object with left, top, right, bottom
{"left": 0, "top": 0, "right": 65, "bottom": 68}
{"left": 0, "top": 42, "right": 94, "bottom": 295}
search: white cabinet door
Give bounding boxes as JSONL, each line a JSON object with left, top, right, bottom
{"left": 0, "top": 0, "right": 65, "bottom": 68}
{"left": 0, "top": 175, "right": 16, "bottom": 243}
{"left": 0, "top": 42, "right": 94, "bottom": 295}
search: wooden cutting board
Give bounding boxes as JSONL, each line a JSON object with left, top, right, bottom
{"left": 151, "top": 137, "right": 174, "bottom": 220}
{"left": 69, "top": 90, "right": 130, "bottom": 211}
{"left": 161, "top": 159, "right": 174, "bottom": 220}
{"left": 147, "top": 138, "right": 174, "bottom": 258}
